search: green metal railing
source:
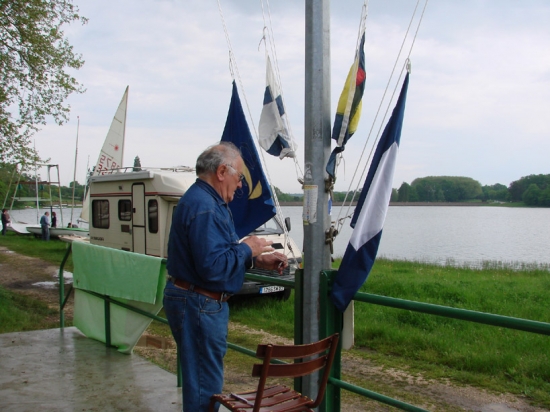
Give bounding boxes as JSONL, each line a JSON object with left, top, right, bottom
{"left": 352, "top": 287, "right": 550, "bottom": 335}
{"left": 315, "top": 269, "right": 550, "bottom": 412}
{"left": 58, "top": 247, "right": 550, "bottom": 412}
{"left": 280, "top": 269, "right": 549, "bottom": 412}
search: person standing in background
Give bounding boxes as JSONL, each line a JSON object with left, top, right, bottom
{"left": 40, "top": 211, "right": 50, "bottom": 241}
{"left": 1, "top": 209, "right": 10, "bottom": 235}
{"left": 51, "top": 211, "right": 57, "bottom": 228}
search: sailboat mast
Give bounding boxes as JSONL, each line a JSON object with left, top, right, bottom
{"left": 34, "top": 142, "right": 40, "bottom": 224}
{"left": 70, "top": 116, "right": 80, "bottom": 224}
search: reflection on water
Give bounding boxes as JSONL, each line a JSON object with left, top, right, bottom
{"left": 282, "top": 206, "right": 550, "bottom": 268}
{"left": 32, "top": 270, "right": 73, "bottom": 289}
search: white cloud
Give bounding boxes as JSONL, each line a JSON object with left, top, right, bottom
{"left": 32, "top": 0, "right": 550, "bottom": 194}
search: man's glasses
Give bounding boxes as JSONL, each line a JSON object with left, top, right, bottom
{"left": 225, "top": 164, "right": 245, "bottom": 182}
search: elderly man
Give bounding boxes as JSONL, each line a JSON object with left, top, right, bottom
{"left": 40, "top": 211, "right": 50, "bottom": 241}
{"left": 164, "top": 142, "right": 288, "bottom": 412}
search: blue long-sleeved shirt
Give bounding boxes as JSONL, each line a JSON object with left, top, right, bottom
{"left": 40, "top": 215, "right": 49, "bottom": 227}
{"left": 166, "top": 179, "right": 252, "bottom": 294}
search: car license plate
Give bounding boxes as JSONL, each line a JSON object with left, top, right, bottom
{"left": 260, "top": 286, "right": 284, "bottom": 294}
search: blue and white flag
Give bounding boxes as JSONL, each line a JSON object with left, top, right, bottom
{"left": 221, "top": 81, "right": 276, "bottom": 238}
{"left": 330, "top": 73, "right": 410, "bottom": 313}
{"left": 258, "top": 56, "right": 296, "bottom": 159}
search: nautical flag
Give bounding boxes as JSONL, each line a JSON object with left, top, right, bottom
{"left": 221, "top": 81, "right": 276, "bottom": 238}
{"left": 326, "top": 32, "right": 366, "bottom": 180}
{"left": 330, "top": 73, "right": 410, "bottom": 313}
{"left": 258, "top": 56, "right": 296, "bottom": 159}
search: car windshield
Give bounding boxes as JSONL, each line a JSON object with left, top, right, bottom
{"left": 251, "top": 217, "right": 283, "bottom": 235}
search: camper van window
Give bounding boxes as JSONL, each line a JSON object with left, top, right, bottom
{"left": 148, "top": 199, "right": 158, "bottom": 233}
{"left": 118, "top": 200, "right": 132, "bottom": 221}
{"left": 92, "top": 200, "right": 110, "bottom": 229}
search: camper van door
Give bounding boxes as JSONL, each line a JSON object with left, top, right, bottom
{"left": 132, "top": 183, "right": 146, "bottom": 254}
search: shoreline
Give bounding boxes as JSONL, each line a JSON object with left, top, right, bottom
{"left": 279, "top": 201, "right": 494, "bottom": 207}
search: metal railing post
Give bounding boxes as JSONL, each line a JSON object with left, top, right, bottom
{"left": 294, "top": 268, "right": 304, "bottom": 393}
{"left": 319, "top": 270, "right": 342, "bottom": 412}
{"left": 104, "top": 297, "right": 111, "bottom": 347}
{"left": 58, "top": 244, "right": 72, "bottom": 328}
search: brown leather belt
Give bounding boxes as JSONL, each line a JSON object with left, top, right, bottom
{"left": 169, "top": 277, "right": 231, "bottom": 302}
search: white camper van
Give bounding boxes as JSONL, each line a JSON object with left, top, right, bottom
{"left": 87, "top": 167, "right": 301, "bottom": 299}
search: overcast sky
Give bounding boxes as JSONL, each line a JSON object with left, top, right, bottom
{"left": 34, "top": 0, "right": 550, "bottom": 194}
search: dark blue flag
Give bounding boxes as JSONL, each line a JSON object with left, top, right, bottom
{"left": 330, "top": 73, "right": 410, "bottom": 312}
{"left": 221, "top": 81, "right": 276, "bottom": 238}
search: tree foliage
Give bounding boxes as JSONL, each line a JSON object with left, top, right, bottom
{"left": 397, "top": 182, "right": 411, "bottom": 202}
{"left": 0, "top": 162, "right": 84, "bottom": 207}
{"left": 133, "top": 155, "right": 142, "bottom": 172}
{"left": 522, "top": 184, "right": 541, "bottom": 206}
{"left": 481, "top": 183, "right": 508, "bottom": 202}
{"left": 409, "top": 176, "right": 482, "bottom": 202}
{"left": 0, "top": 0, "right": 87, "bottom": 165}
{"left": 393, "top": 175, "right": 550, "bottom": 207}
{"left": 390, "top": 188, "right": 398, "bottom": 202}
{"left": 242, "top": 174, "right": 550, "bottom": 208}
{"left": 508, "top": 174, "right": 550, "bottom": 202}
{"left": 60, "top": 179, "right": 84, "bottom": 202}
{"left": 0, "top": 163, "right": 34, "bottom": 206}
{"left": 332, "top": 191, "right": 360, "bottom": 203}
{"left": 511, "top": 175, "right": 550, "bottom": 206}
{"left": 272, "top": 186, "right": 301, "bottom": 202}
{"left": 539, "top": 187, "right": 550, "bottom": 207}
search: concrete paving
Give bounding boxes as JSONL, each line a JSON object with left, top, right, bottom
{"left": 0, "top": 327, "right": 183, "bottom": 411}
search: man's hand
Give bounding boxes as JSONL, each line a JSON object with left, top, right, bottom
{"left": 242, "top": 235, "right": 274, "bottom": 257}
{"left": 255, "top": 252, "right": 288, "bottom": 275}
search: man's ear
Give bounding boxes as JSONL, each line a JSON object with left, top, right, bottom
{"left": 216, "top": 164, "right": 227, "bottom": 181}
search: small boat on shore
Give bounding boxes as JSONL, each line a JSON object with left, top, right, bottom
{"left": 6, "top": 221, "right": 32, "bottom": 235}
{"left": 26, "top": 225, "right": 89, "bottom": 239}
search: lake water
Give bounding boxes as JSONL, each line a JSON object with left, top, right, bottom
{"left": 8, "top": 207, "right": 87, "bottom": 228}
{"left": 282, "top": 206, "right": 550, "bottom": 268}
{"left": 8, "top": 205, "right": 550, "bottom": 269}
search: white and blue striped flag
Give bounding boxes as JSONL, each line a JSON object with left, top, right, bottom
{"left": 330, "top": 73, "right": 410, "bottom": 312}
{"left": 258, "top": 56, "right": 296, "bottom": 159}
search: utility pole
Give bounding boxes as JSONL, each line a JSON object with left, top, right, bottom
{"left": 302, "top": 0, "right": 332, "bottom": 399}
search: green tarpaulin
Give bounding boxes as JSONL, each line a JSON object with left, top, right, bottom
{"left": 72, "top": 242, "right": 166, "bottom": 353}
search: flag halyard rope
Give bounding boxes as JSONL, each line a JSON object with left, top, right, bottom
{"left": 333, "top": 0, "right": 430, "bottom": 241}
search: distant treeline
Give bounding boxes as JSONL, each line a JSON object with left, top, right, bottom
{"left": 0, "top": 164, "right": 85, "bottom": 207}
{"left": 2, "top": 162, "right": 549, "bottom": 208}
{"left": 394, "top": 175, "right": 550, "bottom": 206}
{"left": 274, "top": 174, "right": 550, "bottom": 207}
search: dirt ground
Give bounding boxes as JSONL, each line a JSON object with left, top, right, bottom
{"left": 1, "top": 245, "right": 547, "bottom": 412}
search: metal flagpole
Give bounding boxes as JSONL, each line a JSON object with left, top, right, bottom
{"left": 302, "top": 0, "right": 332, "bottom": 399}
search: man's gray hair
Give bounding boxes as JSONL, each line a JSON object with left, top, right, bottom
{"left": 196, "top": 142, "right": 242, "bottom": 177}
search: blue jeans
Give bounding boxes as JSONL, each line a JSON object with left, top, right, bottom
{"left": 163, "top": 280, "right": 229, "bottom": 412}
{"left": 41, "top": 226, "right": 49, "bottom": 241}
